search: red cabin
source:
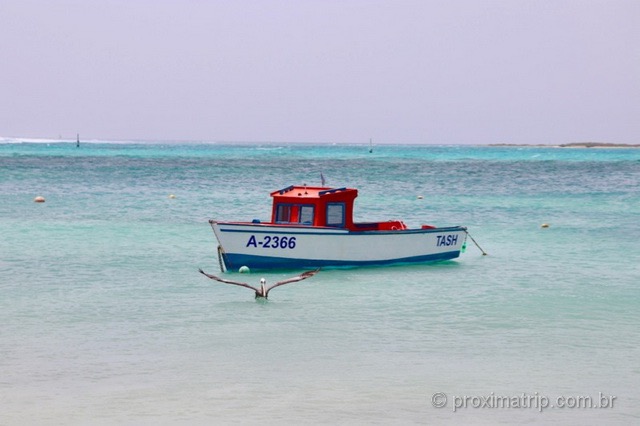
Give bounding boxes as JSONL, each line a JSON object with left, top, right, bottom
{"left": 269, "top": 185, "right": 406, "bottom": 231}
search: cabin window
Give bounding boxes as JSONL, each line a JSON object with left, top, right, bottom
{"left": 299, "top": 205, "right": 314, "bottom": 225}
{"left": 326, "top": 203, "right": 345, "bottom": 227}
{"left": 276, "top": 204, "right": 292, "bottom": 223}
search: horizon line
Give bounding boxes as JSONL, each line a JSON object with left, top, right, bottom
{"left": 1, "top": 136, "right": 634, "bottom": 147}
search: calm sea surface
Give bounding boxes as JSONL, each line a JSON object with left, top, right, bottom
{"left": 1, "top": 141, "right": 639, "bottom": 425}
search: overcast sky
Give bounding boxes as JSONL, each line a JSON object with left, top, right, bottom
{"left": 1, "top": 0, "right": 638, "bottom": 144}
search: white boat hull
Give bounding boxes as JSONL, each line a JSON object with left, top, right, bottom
{"left": 211, "top": 221, "right": 467, "bottom": 270}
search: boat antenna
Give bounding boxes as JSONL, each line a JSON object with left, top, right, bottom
{"left": 76, "top": 133, "right": 80, "bottom": 148}
{"left": 369, "top": 138, "right": 373, "bottom": 153}
{"left": 320, "top": 172, "right": 326, "bottom": 186}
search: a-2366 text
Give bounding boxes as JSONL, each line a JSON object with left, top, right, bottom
{"left": 246, "top": 235, "right": 297, "bottom": 249}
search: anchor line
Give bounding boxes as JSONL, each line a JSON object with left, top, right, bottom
{"left": 464, "top": 229, "right": 488, "bottom": 256}
{"left": 217, "top": 245, "right": 227, "bottom": 273}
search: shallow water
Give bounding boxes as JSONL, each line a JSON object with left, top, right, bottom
{"left": 1, "top": 141, "right": 639, "bottom": 424}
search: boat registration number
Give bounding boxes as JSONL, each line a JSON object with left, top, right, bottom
{"left": 246, "top": 235, "right": 297, "bottom": 249}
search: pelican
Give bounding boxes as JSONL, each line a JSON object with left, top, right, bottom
{"left": 198, "top": 268, "right": 319, "bottom": 299}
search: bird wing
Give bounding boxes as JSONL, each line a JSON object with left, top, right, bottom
{"left": 198, "top": 268, "right": 258, "bottom": 292}
{"left": 265, "top": 269, "right": 320, "bottom": 293}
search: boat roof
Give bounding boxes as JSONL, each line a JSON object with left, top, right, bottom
{"left": 270, "top": 185, "right": 358, "bottom": 200}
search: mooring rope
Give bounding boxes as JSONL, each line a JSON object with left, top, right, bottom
{"left": 217, "top": 245, "right": 227, "bottom": 272}
{"left": 464, "top": 229, "right": 488, "bottom": 256}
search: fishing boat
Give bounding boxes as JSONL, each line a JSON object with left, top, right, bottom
{"left": 210, "top": 185, "right": 469, "bottom": 271}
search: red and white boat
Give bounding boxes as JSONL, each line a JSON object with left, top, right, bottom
{"left": 210, "top": 185, "right": 468, "bottom": 271}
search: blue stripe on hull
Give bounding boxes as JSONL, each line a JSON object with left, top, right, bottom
{"left": 218, "top": 225, "right": 466, "bottom": 236}
{"left": 223, "top": 251, "right": 461, "bottom": 271}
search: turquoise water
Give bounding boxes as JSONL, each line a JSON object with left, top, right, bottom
{"left": 1, "top": 141, "right": 639, "bottom": 424}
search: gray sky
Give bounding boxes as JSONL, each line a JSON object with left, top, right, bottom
{"left": 1, "top": 0, "right": 638, "bottom": 144}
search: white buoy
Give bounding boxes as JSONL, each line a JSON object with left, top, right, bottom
{"left": 417, "top": 195, "right": 424, "bottom": 199}
{"left": 239, "top": 266, "right": 250, "bottom": 274}
{"left": 541, "top": 223, "right": 550, "bottom": 228}
{"left": 168, "top": 194, "right": 176, "bottom": 199}
{"left": 34, "top": 196, "right": 45, "bottom": 203}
